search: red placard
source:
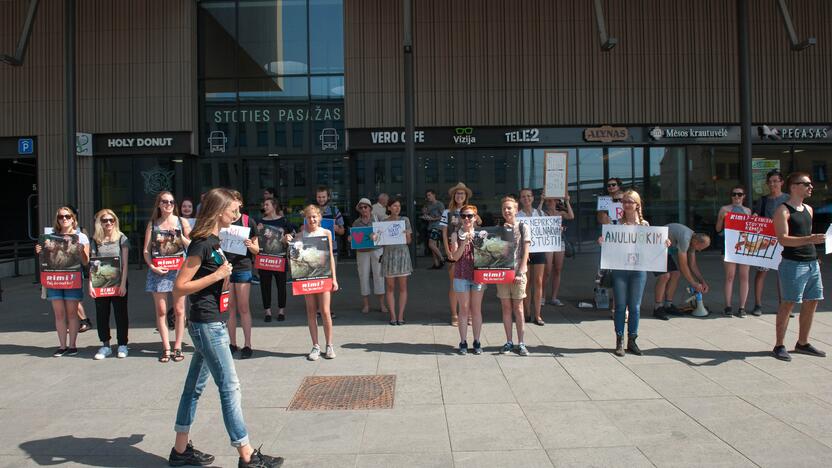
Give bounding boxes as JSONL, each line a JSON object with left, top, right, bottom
{"left": 473, "top": 269, "right": 516, "bottom": 284}
{"left": 219, "top": 290, "right": 230, "bottom": 312}
{"left": 152, "top": 256, "right": 183, "bottom": 270}
{"left": 93, "top": 286, "right": 119, "bottom": 297}
{"left": 292, "top": 278, "right": 333, "bottom": 295}
{"left": 255, "top": 254, "right": 286, "bottom": 272}
{"left": 724, "top": 213, "right": 775, "bottom": 235}
{"left": 41, "top": 272, "right": 82, "bottom": 289}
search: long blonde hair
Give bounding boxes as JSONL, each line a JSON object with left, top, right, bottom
{"left": 190, "top": 188, "right": 236, "bottom": 240}
{"left": 52, "top": 207, "right": 78, "bottom": 234}
{"left": 619, "top": 190, "right": 645, "bottom": 225}
{"left": 93, "top": 209, "right": 123, "bottom": 244}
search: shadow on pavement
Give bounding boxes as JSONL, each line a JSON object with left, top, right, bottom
{"left": 539, "top": 345, "right": 772, "bottom": 366}
{"left": 341, "top": 341, "right": 457, "bottom": 355}
{"left": 19, "top": 434, "right": 170, "bottom": 467}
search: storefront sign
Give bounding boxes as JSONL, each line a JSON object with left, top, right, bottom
{"left": 93, "top": 132, "right": 192, "bottom": 155}
{"left": 504, "top": 128, "right": 540, "bottom": 143}
{"left": 757, "top": 125, "right": 831, "bottom": 142}
{"left": 583, "top": 126, "right": 629, "bottom": 143}
{"left": 649, "top": 126, "right": 730, "bottom": 140}
{"left": 369, "top": 130, "right": 426, "bottom": 144}
{"left": 211, "top": 105, "right": 342, "bottom": 123}
{"left": 0, "top": 137, "right": 37, "bottom": 157}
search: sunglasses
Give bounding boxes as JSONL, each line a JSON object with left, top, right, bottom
{"left": 607, "top": 183, "right": 618, "bottom": 187}
{"left": 100, "top": 218, "right": 115, "bottom": 224}
{"left": 794, "top": 181, "right": 813, "bottom": 187}
{"left": 160, "top": 199, "right": 175, "bottom": 205}
{"left": 460, "top": 213, "right": 475, "bottom": 219}
{"left": 57, "top": 214, "right": 73, "bottom": 220}
{"left": 731, "top": 192, "right": 745, "bottom": 197}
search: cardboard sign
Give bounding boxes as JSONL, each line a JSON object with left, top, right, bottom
{"left": 289, "top": 236, "right": 333, "bottom": 295}
{"left": 472, "top": 226, "right": 517, "bottom": 284}
{"left": 350, "top": 226, "right": 376, "bottom": 249}
{"left": 597, "top": 197, "right": 623, "bottom": 221}
{"left": 600, "top": 225, "right": 669, "bottom": 272}
{"left": 724, "top": 213, "right": 783, "bottom": 269}
{"left": 90, "top": 256, "right": 121, "bottom": 297}
{"left": 39, "top": 234, "right": 83, "bottom": 289}
{"left": 543, "top": 150, "right": 568, "bottom": 198}
{"left": 219, "top": 225, "right": 251, "bottom": 256}
{"left": 528, "top": 216, "right": 563, "bottom": 253}
{"left": 373, "top": 220, "right": 407, "bottom": 246}
{"left": 151, "top": 228, "right": 184, "bottom": 270}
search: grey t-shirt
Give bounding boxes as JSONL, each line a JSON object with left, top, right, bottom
{"left": 92, "top": 234, "right": 128, "bottom": 263}
{"left": 754, "top": 193, "right": 789, "bottom": 219}
{"left": 424, "top": 201, "right": 445, "bottom": 230}
{"left": 667, "top": 223, "right": 694, "bottom": 252}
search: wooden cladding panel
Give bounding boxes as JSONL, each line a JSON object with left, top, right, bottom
{"left": 345, "top": 0, "right": 831, "bottom": 128}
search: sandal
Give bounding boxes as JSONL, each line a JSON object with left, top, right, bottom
{"left": 158, "top": 350, "right": 171, "bottom": 363}
{"left": 534, "top": 318, "right": 546, "bottom": 326}
{"left": 172, "top": 349, "right": 185, "bottom": 362}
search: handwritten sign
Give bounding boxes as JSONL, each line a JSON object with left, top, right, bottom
{"left": 350, "top": 226, "right": 376, "bottom": 249}
{"left": 373, "top": 220, "right": 406, "bottom": 246}
{"left": 543, "top": 151, "right": 568, "bottom": 198}
{"left": 724, "top": 213, "right": 783, "bottom": 269}
{"left": 219, "top": 225, "right": 251, "bottom": 256}
{"left": 527, "top": 216, "right": 563, "bottom": 253}
{"left": 600, "top": 225, "right": 669, "bottom": 272}
{"left": 597, "top": 197, "right": 623, "bottom": 221}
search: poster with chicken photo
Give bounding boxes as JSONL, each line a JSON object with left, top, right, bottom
{"left": 39, "top": 234, "right": 83, "bottom": 289}
{"left": 289, "top": 236, "right": 333, "bottom": 294}
{"left": 724, "top": 213, "right": 783, "bottom": 269}
{"left": 472, "top": 226, "right": 517, "bottom": 284}
{"left": 151, "top": 228, "right": 185, "bottom": 270}
{"left": 90, "top": 256, "right": 121, "bottom": 297}
{"left": 255, "top": 223, "right": 287, "bottom": 272}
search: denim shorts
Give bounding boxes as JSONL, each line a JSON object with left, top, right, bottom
{"left": 230, "top": 270, "right": 252, "bottom": 284}
{"left": 778, "top": 258, "right": 823, "bottom": 303}
{"left": 46, "top": 288, "right": 83, "bottom": 301}
{"left": 453, "top": 278, "right": 485, "bottom": 293}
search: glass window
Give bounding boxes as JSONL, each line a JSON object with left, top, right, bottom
{"left": 444, "top": 154, "right": 458, "bottom": 183}
{"left": 309, "top": 0, "right": 344, "bottom": 73}
{"left": 647, "top": 147, "right": 685, "bottom": 226}
{"left": 311, "top": 75, "right": 345, "bottom": 100}
{"left": 751, "top": 146, "right": 791, "bottom": 200}
{"left": 239, "top": 0, "right": 308, "bottom": 77}
{"left": 687, "top": 145, "right": 738, "bottom": 235}
{"left": 204, "top": 79, "right": 237, "bottom": 103}
{"left": 199, "top": 1, "right": 238, "bottom": 78}
{"left": 256, "top": 123, "right": 269, "bottom": 147}
{"left": 238, "top": 77, "right": 309, "bottom": 101}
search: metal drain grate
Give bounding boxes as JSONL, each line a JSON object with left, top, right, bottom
{"left": 288, "top": 375, "right": 396, "bottom": 411}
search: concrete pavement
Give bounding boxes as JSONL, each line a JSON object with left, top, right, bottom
{"left": 1, "top": 252, "right": 831, "bottom": 467}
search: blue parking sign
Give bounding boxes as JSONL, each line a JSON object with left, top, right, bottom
{"left": 18, "top": 138, "right": 34, "bottom": 155}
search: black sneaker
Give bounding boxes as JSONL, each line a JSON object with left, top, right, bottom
{"left": 239, "top": 447, "right": 283, "bottom": 468}
{"left": 794, "top": 342, "right": 826, "bottom": 357}
{"left": 736, "top": 307, "right": 746, "bottom": 318}
{"left": 65, "top": 347, "right": 78, "bottom": 356}
{"left": 665, "top": 304, "right": 683, "bottom": 316}
{"left": 472, "top": 340, "right": 483, "bottom": 355}
{"left": 53, "top": 348, "right": 68, "bottom": 357}
{"left": 723, "top": 306, "right": 733, "bottom": 317}
{"left": 751, "top": 305, "right": 763, "bottom": 316}
{"left": 458, "top": 341, "right": 468, "bottom": 355}
{"left": 240, "top": 346, "right": 253, "bottom": 359}
{"left": 230, "top": 344, "right": 239, "bottom": 354}
{"left": 169, "top": 441, "right": 215, "bottom": 466}
{"left": 772, "top": 345, "right": 792, "bottom": 362}
{"left": 653, "top": 307, "right": 669, "bottom": 321}
{"left": 264, "top": 314, "right": 272, "bottom": 323}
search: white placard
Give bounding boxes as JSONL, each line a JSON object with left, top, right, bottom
{"left": 600, "top": 225, "right": 669, "bottom": 272}
{"left": 527, "top": 216, "right": 563, "bottom": 253}
{"left": 219, "top": 225, "right": 251, "bottom": 256}
{"left": 724, "top": 213, "right": 783, "bottom": 269}
{"left": 826, "top": 225, "right": 832, "bottom": 255}
{"left": 543, "top": 151, "right": 568, "bottom": 198}
{"left": 597, "top": 197, "right": 622, "bottom": 221}
{"left": 373, "top": 220, "right": 406, "bottom": 246}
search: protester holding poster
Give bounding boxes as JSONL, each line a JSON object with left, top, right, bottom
{"left": 315, "top": 185, "right": 345, "bottom": 256}
{"left": 378, "top": 197, "right": 413, "bottom": 325}
{"left": 224, "top": 191, "right": 260, "bottom": 360}
{"left": 597, "top": 178, "right": 624, "bottom": 225}
{"left": 288, "top": 204, "right": 339, "bottom": 361}
{"left": 143, "top": 191, "right": 191, "bottom": 362}
{"left": 440, "top": 182, "right": 477, "bottom": 326}
{"left": 541, "top": 196, "right": 574, "bottom": 307}
{"left": 518, "top": 188, "right": 547, "bottom": 325}
{"left": 35, "top": 207, "right": 89, "bottom": 357}
{"left": 751, "top": 169, "right": 788, "bottom": 316}
{"left": 256, "top": 198, "right": 295, "bottom": 322}
{"left": 716, "top": 186, "right": 753, "bottom": 317}
{"left": 170, "top": 188, "right": 282, "bottom": 468}
{"left": 352, "top": 198, "right": 387, "bottom": 315}
{"left": 495, "top": 196, "right": 532, "bottom": 356}
{"left": 448, "top": 205, "right": 487, "bottom": 355}
{"left": 771, "top": 172, "right": 827, "bottom": 362}
{"left": 89, "top": 209, "right": 130, "bottom": 360}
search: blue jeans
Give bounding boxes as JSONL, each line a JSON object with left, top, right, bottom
{"left": 174, "top": 321, "right": 249, "bottom": 447}
{"left": 611, "top": 270, "right": 647, "bottom": 336}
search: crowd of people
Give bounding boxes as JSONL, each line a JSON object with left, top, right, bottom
{"left": 33, "top": 174, "right": 827, "bottom": 466}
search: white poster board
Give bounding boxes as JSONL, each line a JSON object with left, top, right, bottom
{"left": 219, "top": 225, "right": 251, "bottom": 255}
{"left": 724, "top": 213, "right": 783, "bottom": 269}
{"left": 527, "top": 216, "right": 563, "bottom": 253}
{"left": 543, "top": 150, "right": 568, "bottom": 199}
{"left": 600, "top": 225, "right": 669, "bottom": 272}
{"left": 597, "top": 196, "right": 623, "bottom": 221}
{"left": 826, "top": 224, "right": 832, "bottom": 255}
{"left": 373, "top": 220, "right": 406, "bottom": 246}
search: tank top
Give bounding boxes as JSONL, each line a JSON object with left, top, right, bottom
{"left": 730, "top": 205, "right": 747, "bottom": 214}
{"left": 452, "top": 229, "right": 475, "bottom": 281}
{"left": 782, "top": 203, "right": 816, "bottom": 261}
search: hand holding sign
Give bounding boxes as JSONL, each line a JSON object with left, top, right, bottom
{"left": 220, "top": 225, "right": 251, "bottom": 256}
{"left": 373, "top": 220, "right": 406, "bottom": 245}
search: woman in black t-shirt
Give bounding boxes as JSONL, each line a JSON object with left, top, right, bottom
{"left": 169, "top": 188, "right": 281, "bottom": 468}
{"left": 257, "top": 198, "right": 295, "bottom": 322}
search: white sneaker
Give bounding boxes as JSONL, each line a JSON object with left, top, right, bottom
{"left": 116, "top": 345, "right": 128, "bottom": 358}
{"left": 94, "top": 346, "right": 112, "bottom": 360}
{"left": 307, "top": 345, "right": 321, "bottom": 361}
{"left": 324, "top": 345, "right": 336, "bottom": 359}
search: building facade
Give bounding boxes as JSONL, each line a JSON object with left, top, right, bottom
{"left": 1, "top": 0, "right": 831, "bottom": 255}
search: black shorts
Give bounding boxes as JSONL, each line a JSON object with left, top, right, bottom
{"left": 528, "top": 252, "right": 547, "bottom": 265}
{"left": 654, "top": 253, "right": 679, "bottom": 277}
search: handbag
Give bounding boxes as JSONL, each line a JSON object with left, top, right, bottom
{"left": 564, "top": 239, "right": 576, "bottom": 259}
